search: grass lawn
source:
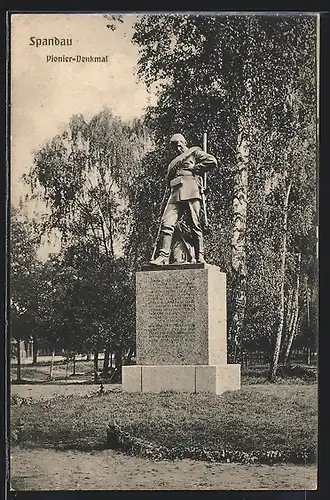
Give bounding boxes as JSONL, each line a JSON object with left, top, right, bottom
{"left": 11, "top": 383, "right": 317, "bottom": 464}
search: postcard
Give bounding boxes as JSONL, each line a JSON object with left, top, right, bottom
{"left": 9, "top": 12, "right": 318, "bottom": 491}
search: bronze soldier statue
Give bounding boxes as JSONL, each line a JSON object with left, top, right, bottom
{"left": 150, "top": 133, "right": 217, "bottom": 266}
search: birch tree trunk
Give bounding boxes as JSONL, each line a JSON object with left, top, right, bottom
{"left": 286, "top": 305, "right": 300, "bottom": 364}
{"left": 32, "top": 336, "right": 38, "bottom": 365}
{"left": 283, "top": 253, "right": 301, "bottom": 365}
{"left": 228, "top": 17, "right": 255, "bottom": 363}
{"left": 16, "top": 339, "right": 21, "bottom": 382}
{"left": 93, "top": 351, "right": 99, "bottom": 382}
{"left": 268, "top": 178, "right": 292, "bottom": 380}
{"left": 65, "top": 356, "right": 69, "bottom": 383}
{"left": 229, "top": 126, "right": 249, "bottom": 362}
{"left": 49, "top": 349, "right": 55, "bottom": 380}
{"left": 72, "top": 353, "right": 76, "bottom": 376}
{"left": 286, "top": 288, "right": 296, "bottom": 342}
{"left": 284, "top": 287, "right": 295, "bottom": 358}
{"left": 125, "top": 347, "right": 134, "bottom": 365}
{"left": 103, "top": 348, "right": 110, "bottom": 371}
{"left": 304, "top": 274, "right": 312, "bottom": 364}
{"left": 115, "top": 349, "right": 123, "bottom": 371}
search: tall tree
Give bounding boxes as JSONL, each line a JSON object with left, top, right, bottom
{"left": 24, "top": 110, "right": 153, "bottom": 257}
{"left": 283, "top": 253, "right": 302, "bottom": 365}
{"left": 10, "top": 206, "right": 39, "bottom": 379}
{"left": 263, "top": 16, "right": 317, "bottom": 379}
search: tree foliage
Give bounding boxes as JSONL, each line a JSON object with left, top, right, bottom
{"left": 10, "top": 206, "right": 40, "bottom": 342}
{"left": 24, "top": 109, "right": 153, "bottom": 257}
{"left": 18, "top": 110, "right": 150, "bottom": 363}
{"left": 12, "top": 14, "right": 317, "bottom": 371}
{"left": 132, "top": 13, "right": 318, "bottom": 364}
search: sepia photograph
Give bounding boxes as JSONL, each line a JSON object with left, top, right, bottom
{"left": 8, "top": 11, "right": 318, "bottom": 491}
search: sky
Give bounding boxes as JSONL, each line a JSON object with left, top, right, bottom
{"left": 10, "top": 13, "right": 156, "bottom": 209}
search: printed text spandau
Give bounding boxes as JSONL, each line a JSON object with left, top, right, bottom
{"left": 29, "top": 37, "right": 73, "bottom": 47}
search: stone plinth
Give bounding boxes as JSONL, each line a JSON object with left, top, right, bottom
{"left": 122, "top": 364, "right": 240, "bottom": 395}
{"left": 122, "top": 264, "right": 240, "bottom": 395}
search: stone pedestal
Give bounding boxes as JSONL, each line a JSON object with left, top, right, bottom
{"left": 122, "top": 264, "right": 240, "bottom": 395}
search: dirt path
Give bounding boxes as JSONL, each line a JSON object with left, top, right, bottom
{"left": 11, "top": 447, "right": 317, "bottom": 490}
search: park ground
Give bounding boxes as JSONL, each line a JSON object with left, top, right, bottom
{"left": 11, "top": 447, "right": 317, "bottom": 490}
{"left": 10, "top": 357, "right": 318, "bottom": 491}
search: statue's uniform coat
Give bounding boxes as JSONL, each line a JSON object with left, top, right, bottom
{"left": 167, "top": 147, "right": 217, "bottom": 202}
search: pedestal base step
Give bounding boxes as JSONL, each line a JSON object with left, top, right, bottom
{"left": 122, "top": 364, "right": 240, "bottom": 395}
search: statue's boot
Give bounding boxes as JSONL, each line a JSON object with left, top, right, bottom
{"left": 149, "top": 232, "right": 172, "bottom": 266}
{"left": 197, "top": 253, "right": 206, "bottom": 264}
{"left": 149, "top": 255, "right": 169, "bottom": 266}
{"left": 195, "top": 237, "right": 206, "bottom": 264}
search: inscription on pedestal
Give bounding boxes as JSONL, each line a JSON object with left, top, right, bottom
{"left": 147, "top": 278, "right": 196, "bottom": 339}
{"left": 136, "top": 267, "right": 227, "bottom": 365}
{"left": 136, "top": 270, "right": 209, "bottom": 365}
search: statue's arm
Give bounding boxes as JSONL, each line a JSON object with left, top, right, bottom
{"left": 194, "top": 149, "right": 218, "bottom": 173}
{"left": 165, "top": 167, "right": 174, "bottom": 185}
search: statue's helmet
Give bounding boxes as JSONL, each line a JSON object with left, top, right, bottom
{"left": 169, "top": 133, "right": 187, "bottom": 145}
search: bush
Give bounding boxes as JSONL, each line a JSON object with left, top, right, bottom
{"left": 108, "top": 421, "right": 316, "bottom": 464}
{"left": 241, "top": 364, "right": 317, "bottom": 384}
